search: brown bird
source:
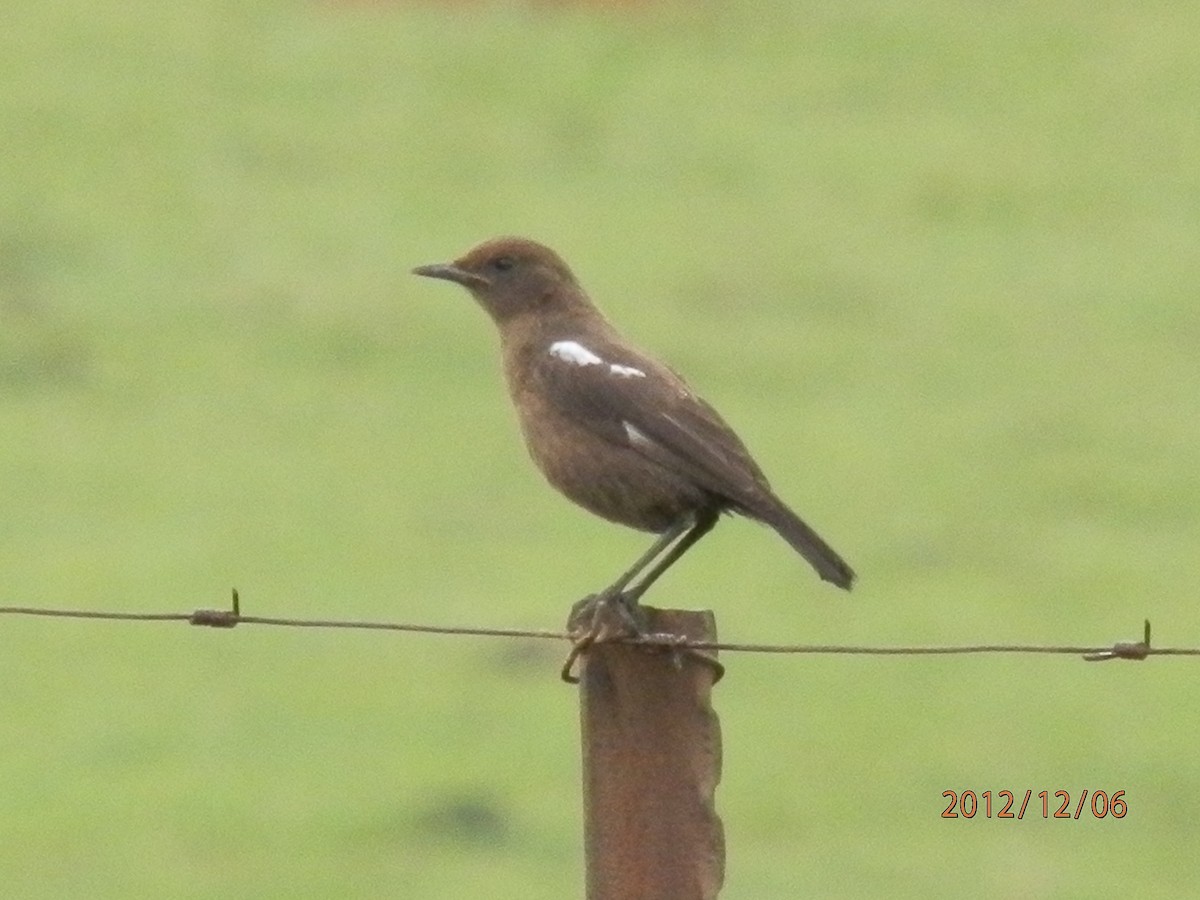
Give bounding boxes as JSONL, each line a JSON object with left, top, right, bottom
{"left": 413, "top": 237, "right": 854, "bottom": 616}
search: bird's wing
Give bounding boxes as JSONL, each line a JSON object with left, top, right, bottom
{"left": 531, "top": 336, "right": 773, "bottom": 510}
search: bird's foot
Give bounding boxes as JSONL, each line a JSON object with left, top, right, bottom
{"left": 560, "top": 590, "right": 646, "bottom": 683}
{"left": 568, "top": 589, "right": 647, "bottom": 635}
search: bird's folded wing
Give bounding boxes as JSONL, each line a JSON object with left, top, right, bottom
{"left": 535, "top": 344, "right": 772, "bottom": 510}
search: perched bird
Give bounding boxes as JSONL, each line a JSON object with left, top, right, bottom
{"left": 412, "top": 237, "right": 854, "bottom": 614}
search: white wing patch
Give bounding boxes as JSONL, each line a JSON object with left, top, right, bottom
{"left": 550, "top": 340, "right": 647, "bottom": 378}
{"left": 549, "top": 340, "right": 603, "bottom": 367}
{"left": 609, "top": 363, "right": 646, "bottom": 378}
{"left": 623, "top": 421, "right": 653, "bottom": 447}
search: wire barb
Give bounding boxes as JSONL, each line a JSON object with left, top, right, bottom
{"left": 1082, "top": 619, "right": 1153, "bottom": 662}
{"left": 188, "top": 588, "right": 242, "bottom": 628}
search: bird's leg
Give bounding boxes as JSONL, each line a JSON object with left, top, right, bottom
{"left": 568, "top": 516, "right": 692, "bottom": 630}
{"left": 624, "top": 509, "right": 719, "bottom": 603}
{"left": 562, "top": 511, "right": 724, "bottom": 684}
{"left": 618, "top": 508, "right": 722, "bottom": 683}
{"left": 563, "top": 517, "right": 695, "bottom": 681}
{"left": 604, "top": 514, "right": 697, "bottom": 601}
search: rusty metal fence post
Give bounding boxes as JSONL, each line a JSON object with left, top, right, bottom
{"left": 578, "top": 607, "right": 724, "bottom": 900}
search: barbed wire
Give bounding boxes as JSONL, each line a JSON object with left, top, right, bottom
{"left": 0, "top": 593, "right": 1189, "bottom": 663}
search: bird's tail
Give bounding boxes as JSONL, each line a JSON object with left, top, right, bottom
{"left": 754, "top": 498, "right": 855, "bottom": 590}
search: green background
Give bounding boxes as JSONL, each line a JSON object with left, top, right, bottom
{"left": 3, "top": 1, "right": 1197, "bottom": 896}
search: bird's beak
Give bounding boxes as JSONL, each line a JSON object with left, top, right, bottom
{"left": 411, "top": 262, "right": 489, "bottom": 289}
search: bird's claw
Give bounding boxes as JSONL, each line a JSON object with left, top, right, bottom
{"left": 561, "top": 590, "right": 646, "bottom": 683}
{"left": 568, "top": 589, "right": 646, "bottom": 633}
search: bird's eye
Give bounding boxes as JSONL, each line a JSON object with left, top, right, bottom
{"left": 492, "top": 256, "right": 515, "bottom": 272}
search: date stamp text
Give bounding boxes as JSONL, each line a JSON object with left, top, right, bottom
{"left": 941, "top": 790, "right": 1127, "bottom": 819}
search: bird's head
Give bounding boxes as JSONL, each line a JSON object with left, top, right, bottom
{"left": 412, "top": 237, "right": 590, "bottom": 326}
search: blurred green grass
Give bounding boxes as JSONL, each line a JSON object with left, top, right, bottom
{"left": 2, "top": 1, "right": 1198, "bottom": 896}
